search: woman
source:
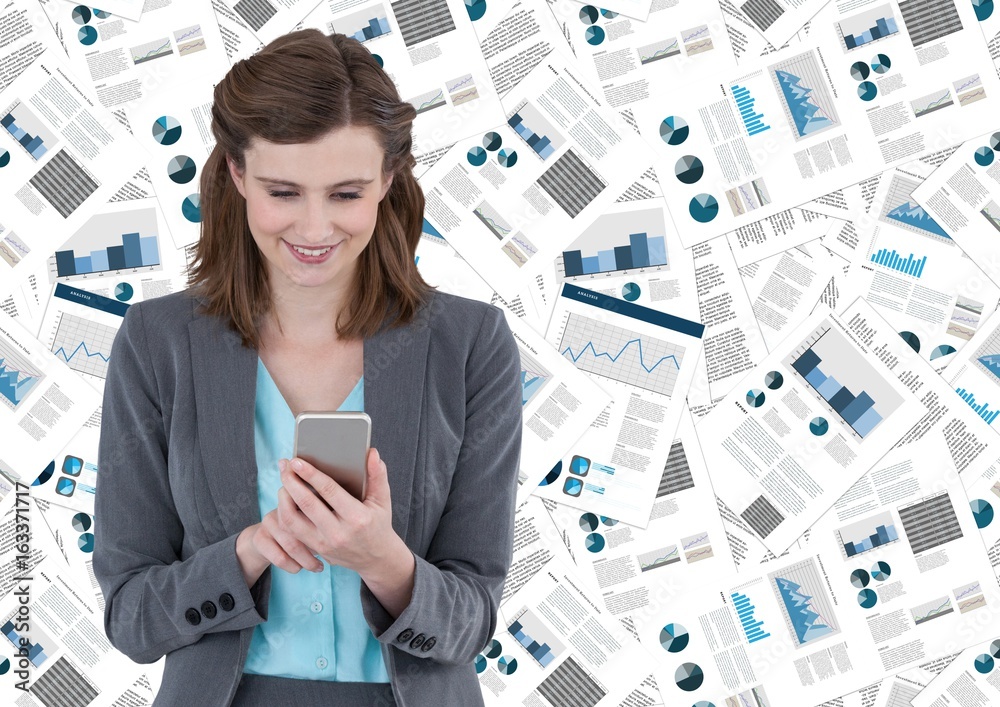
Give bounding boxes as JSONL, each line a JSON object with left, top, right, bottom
{"left": 94, "top": 29, "right": 523, "bottom": 706}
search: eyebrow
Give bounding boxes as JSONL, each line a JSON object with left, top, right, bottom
{"left": 255, "top": 176, "right": 375, "bottom": 189}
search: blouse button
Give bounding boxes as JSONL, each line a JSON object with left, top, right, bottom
{"left": 310, "top": 601, "right": 323, "bottom": 614}
{"left": 316, "top": 657, "right": 328, "bottom": 670}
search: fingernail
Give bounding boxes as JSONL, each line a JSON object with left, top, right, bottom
{"left": 278, "top": 459, "right": 287, "bottom": 472}
{"left": 291, "top": 459, "right": 303, "bottom": 471}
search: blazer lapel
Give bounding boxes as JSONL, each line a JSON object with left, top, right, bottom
{"left": 187, "top": 299, "right": 431, "bottom": 545}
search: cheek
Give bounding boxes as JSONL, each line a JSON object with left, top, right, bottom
{"left": 247, "top": 198, "right": 293, "bottom": 236}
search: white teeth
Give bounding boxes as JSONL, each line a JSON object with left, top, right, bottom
{"left": 292, "top": 244, "right": 332, "bottom": 257}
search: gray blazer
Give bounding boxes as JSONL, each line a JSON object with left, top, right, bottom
{"left": 94, "top": 287, "right": 523, "bottom": 706}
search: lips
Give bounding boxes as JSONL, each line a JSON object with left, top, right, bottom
{"left": 284, "top": 239, "right": 340, "bottom": 263}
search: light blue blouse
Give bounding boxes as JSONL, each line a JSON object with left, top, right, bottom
{"left": 243, "top": 358, "right": 390, "bottom": 682}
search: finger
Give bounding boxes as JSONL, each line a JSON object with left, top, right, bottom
{"left": 273, "top": 492, "right": 324, "bottom": 572}
{"left": 364, "top": 447, "right": 390, "bottom": 505}
{"left": 255, "top": 523, "right": 306, "bottom": 574}
{"left": 285, "top": 457, "right": 357, "bottom": 521}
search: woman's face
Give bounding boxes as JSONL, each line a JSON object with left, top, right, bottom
{"left": 227, "top": 125, "right": 393, "bottom": 294}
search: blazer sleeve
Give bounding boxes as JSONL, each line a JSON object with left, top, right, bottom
{"left": 94, "top": 302, "right": 270, "bottom": 664}
{"left": 359, "top": 303, "right": 523, "bottom": 666}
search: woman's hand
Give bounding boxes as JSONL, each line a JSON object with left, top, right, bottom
{"left": 236, "top": 508, "right": 325, "bottom": 587}
{"left": 276, "top": 447, "right": 397, "bottom": 576}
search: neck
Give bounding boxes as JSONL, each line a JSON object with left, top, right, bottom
{"left": 264, "top": 271, "right": 354, "bottom": 348}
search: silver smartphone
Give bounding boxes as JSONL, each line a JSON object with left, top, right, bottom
{"left": 292, "top": 411, "right": 371, "bottom": 502}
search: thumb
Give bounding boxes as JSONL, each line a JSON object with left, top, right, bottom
{"left": 366, "top": 447, "right": 390, "bottom": 503}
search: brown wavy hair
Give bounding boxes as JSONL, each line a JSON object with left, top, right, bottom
{"left": 186, "top": 28, "right": 434, "bottom": 349}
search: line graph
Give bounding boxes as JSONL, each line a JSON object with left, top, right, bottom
{"left": 473, "top": 200, "right": 513, "bottom": 239}
{"left": 638, "top": 545, "right": 680, "bottom": 571}
{"left": 769, "top": 51, "right": 840, "bottom": 142}
{"left": 408, "top": 87, "right": 446, "bottom": 115}
{"left": 518, "top": 347, "right": 552, "bottom": 407}
{"left": 910, "top": 89, "right": 953, "bottom": 118}
{"left": 558, "top": 312, "right": 686, "bottom": 397}
{"left": 768, "top": 557, "right": 840, "bottom": 647}
{"left": 0, "top": 338, "right": 44, "bottom": 411}
{"left": 130, "top": 37, "right": 173, "bottom": 65}
{"left": 910, "top": 596, "right": 953, "bottom": 625}
{"left": 51, "top": 313, "right": 117, "bottom": 379}
{"left": 981, "top": 201, "right": 1000, "bottom": 233}
{"left": 637, "top": 38, "right": 680, "bottom": 64}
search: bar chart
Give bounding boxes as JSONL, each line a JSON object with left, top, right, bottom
{"left": 507, "top": 607, "right": 564, "bottom": 668}
{"left": 785, "top": 323, "right": 905, "bottom": 439}
{"left": 836, "top": 511, "right": 900, "bottom": 559}
{"left": 48, "top": 207, "right": 162, "bottom": 282}
{"left": 731, "top": 83, "right": 771, "bottom": 136}
{"left": 837, "top": 4, "right": 900, "bottom": 51}
{"left": 731, "top": 590, "right": 771, "bottom": 644}
{"left": 336, "top": 4, "right": 392, "bottom": 43}
{"left": 507, "top": 100, "right": 565, "bottom": 161}
{"left": 1, "top": 100, "right": 60, "bottom": 160}
{"left": 559, "top": 207, "right": 669, "bottom": 280}
{"left": 869, "top": 248, "right": 927, "bottom": 278}
{"left": 956, "top": 387, "right": 1000, "bottom": 424}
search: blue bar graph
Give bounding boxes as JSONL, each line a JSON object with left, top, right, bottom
{"left": 731, "top": 84, "right": 771, "bottom": 136}
{"left": 351, "top": 15, "right": 389, "bottom": 42}
{"left": 55, "top": 230, "right": 161, "bottom": 278}
{"left": 870, "top": 247, "right": 926, "bottom": 278}
{"left": 731, "top": 591, "right": 771, "bottom": 644}
{"left": 792, "top": 347, "right": 884, "bottom": 437}
{"left": 564, "top": 233, "right": 668, "bottom": 277}
{"left": 508, "top": 618, "right": 556, "bottom": 667}
{"left": 508, "top": 112, "right": 555, "bottom": 159}
{"left": 956, "top": 387, "right": 1000, "bottom": 424}
{"left": 840, "top": 521, "right": 899, "bottom": 557}
{"left": 840, "top": 13, "right": 899, "bottom": 50}
{"left": 1, "top": 111, "right": 50, "bottom": 159}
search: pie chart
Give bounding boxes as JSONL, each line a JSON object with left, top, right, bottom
{"left": 975, "top": 147, "right": 994, "bottom": 167}
{"left": 182, "top": 194, "right": 201, "bottom": 223}
{"left": 974, "top": 0, "right": 994, "bottom": 21}
{"left": 693, "top": 703, "right": 716, "bottom": 707}
{"left": 992, "top": 132, "right": 1000, "bottom": 150}
{"left": 579, "top": 5, "right": 599, "bottom": 24}
{"left": 79, "top": 25, "right": 98, "bottom": 45}
{"left": 858, "top": 81, "right": 878, "bottom": 101}
{"left": 765, "top": 371, "right": 783, "bottom": 389}
{"left": 972, "top": 498, "right": 994, "bottom": 529}
{"left": 475, "top": 655, "right": 487, "bottom": 673}
{"left": 564, "top": 478, "right": 583, "bottom": 496}
{"left": 585, "top": 532, "right": 605, "bottom": 552}
{"left": 976, "top": 653, "right": 995, "bottom": 674}
{"left": 541, "top": 461, "right": 561, "bottom": 485}
{"left": 675, "top": 155, "right": 704, "bottom": 184}
{"left": 858, "top": 589, "right": 877, "bottom": 608}
{"left": 674, "top": 663, "right": 704, "bottom": 692}
{"left": 465, "top": 0, "right": 487, "bottom": 21}
{"left": 930, "top": 344, "right": 956, "bottom": 360}
{"left": 579, "top": 512, "right": 599, "bottom": 531}
{"left": 571, "top": 456, "right": 590, "bottom": 475}
{"left": 850, "top": 569, "right": 870, "bottom": 588}
{"left": 746, "top": 389, "right": 765, "bottom": 408}
{"left": 810, "top": 417, "right": 829, "bottom": 436}
{"left": 585, "top": 26, "right": 605, "bottom": 45}
{"left": 990, "top": 638, "right": 1000, "bottom": 658}
{"left": 485, "top": 639, "right": 503, "bottom": 658}
{"left": 152, "top": 115, "right": 182, "bottom": 145}
{"left": 0, "top": 149, "right": 8, "bottom": 168}
{"left": 94, "top": 10, "right": 111, "bottom": 18}
{"left": 898, "top": 331, "right": 920, "bottom": 352}
{"left": 871, "top": 561, "right": 891, "bottom": 581}
{"left": 483, "top": 132, "right": 502, "bottom": 150}
{"left": 600, "top": 516, "right": 618, "bottom": 526}
{"left": 659, "top": 116, "right": 689, "bottom": 146}
{"left": 850, "top": 62, "right": 870, "bottom": 81}
{"left": 78, "top": 533, "right": 95, "bottom": 552}
{"left": 167, "top": 155, "right": 197, "bottom": 184}
{"left": 72, "top": 512, "right": 92, "bottom": 532}
{"left": 689, "top": 193, "right": 719, "bottom": 223}
{"left": 115, "top": 282, "right": 134, "bottom": 301}
{"left": 622, "top": 282, "right": 641, "bottom": 301}
{"left": 871, "top": 54, "right": 891, "bottom": 74}
{"left": 600, "top": 9, "right": 618, "bottom": 17}
{"left": 72, "top": 6, "right": 92, "bottom": 24}
{"left": 63, "top": 456, "right": 83, "bottom": 475}
{"left": 497, "top": 149, "right": 517, "bottom": 167}
{"left": 497, "top": 656, "right": 517, "bottom": 675}
{"left": 467, "top": 146, "right": 487, "bottom": 166}
{"left": 659, "top": 623, "right": 690, "bottom": 653}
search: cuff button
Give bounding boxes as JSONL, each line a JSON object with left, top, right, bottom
{"left": 397, "top": 628, "right": 414, "bottom": 642}
{"left": 201, "top": 600, "right": 217, "bottom": 619}
{"left": 409, "top": 633, "right": 425, "bottom": 649}
{"left": 219, "top": 593, "right": 235, "bottom": 611}
{"left": 184, "top": 608, "right": 201, "bottom": 626}
{"left": 420, "top": 637, "right": 436, "bottom": 652}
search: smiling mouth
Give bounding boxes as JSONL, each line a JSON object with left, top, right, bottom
{"left": 284, "top": 240, "right": 341, "bottom": 257}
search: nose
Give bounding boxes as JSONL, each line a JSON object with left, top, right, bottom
{"left": 295, "top": 194, "right": 335, "bottom": 244}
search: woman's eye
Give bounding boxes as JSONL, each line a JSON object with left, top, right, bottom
{"left": 268, "top": 191, "right": 296, "bottom": 199}
{"left": 336, "top": 192, "right": 362, "bottom": 200}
